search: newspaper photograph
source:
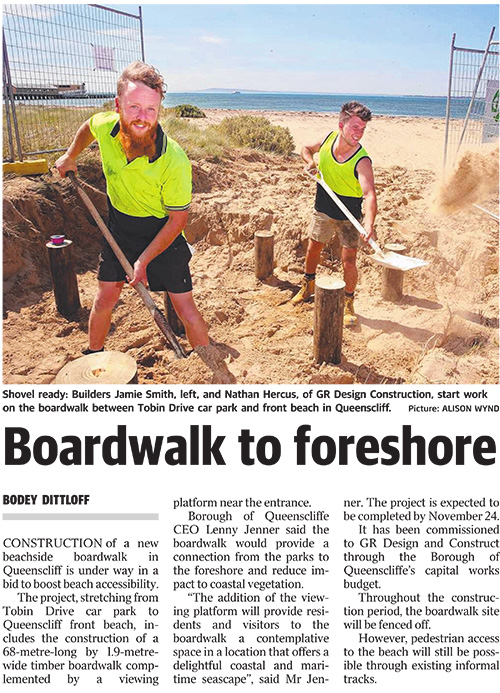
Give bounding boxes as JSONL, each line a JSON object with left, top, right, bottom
{"left": 1, "top": 3, "right": 499, "bottom": 691}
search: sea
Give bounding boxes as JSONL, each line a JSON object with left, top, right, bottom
{"left": 162, "top": 92, "right": 476, "bottom": 119}
{"left": 23, "top": 92, "right": 477, "bottom": 119}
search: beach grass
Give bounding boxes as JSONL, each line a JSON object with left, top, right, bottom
{"left": 162, "top": 113, "right": 295, "bottom": 158}
{"left": 162, "top": 116, "right": 227, "bottom": 160}
{"left": 216, "top": 115, "right": 295, "bottom": 156}
{"left": 3, "top": 104, "right": 295, "bottom": 164}
{"left": 2, "top": 104, "right": 103, "bottom": 162}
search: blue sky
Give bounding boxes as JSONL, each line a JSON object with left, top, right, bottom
{"left": 117, "top": 4, "right": 499, "bottom": 95}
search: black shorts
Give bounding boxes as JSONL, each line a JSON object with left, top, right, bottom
{"left": 97, "top": 203, "right": 193, "bottom": 293}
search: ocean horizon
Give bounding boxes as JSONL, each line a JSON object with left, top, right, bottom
{"left": 163, "top": 91, "right": 478, "bottom": 119}
{"left": 18, "top": 91, "right": 479, "bottom": 120}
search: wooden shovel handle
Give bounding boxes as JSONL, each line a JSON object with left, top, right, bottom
{"left": 306, "top": 170, "right": 384, "bottom": 255}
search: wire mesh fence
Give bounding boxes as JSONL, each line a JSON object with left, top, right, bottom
{"left": 443, "top": 29, "right": 499, "bottom": 171}
{"left": 2, "top": 3, "right": 144, "bottom": 161}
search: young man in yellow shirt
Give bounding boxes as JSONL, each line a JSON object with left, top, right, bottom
{"left": 292, "top": 101, "right": 377, "bottom": 327}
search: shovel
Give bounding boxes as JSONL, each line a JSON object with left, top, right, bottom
{"left": 67, "top": 171, "right": 187, "bottom": 359}
{"left": 307, "top": 170, "right": 428, "bottom": 271}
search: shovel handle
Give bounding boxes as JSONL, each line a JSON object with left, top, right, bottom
{"left": 306, "top": 170, "right": 384, "bottom": 255}
{"left": 67, "top": 171, "right": 134, "bottom": 276}
{"left": 67, "top": 171, "right": 187, "bottom": 359}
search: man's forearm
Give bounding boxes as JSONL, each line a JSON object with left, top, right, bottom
{"left": 67, "top": 121, "right": 95, "bottom": 159}
{"left": 363, "top": 192, "right": 377, "bottom": 233}
{"left": 55, "top": 121, "right": 95, "bottom": 177}
{"left": 301, "top": 146, "right": 316, "bottom": 165}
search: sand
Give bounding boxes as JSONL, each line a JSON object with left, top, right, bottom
{"left": 201, "top": 108, "right": 448, "bottom": 173}
{"left": 3, "top": 111, "right": 499, "bottom": 384}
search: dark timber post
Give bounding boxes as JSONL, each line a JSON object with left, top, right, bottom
{"left": 46, "top": 239, "right": 81, "bottom": 317}
{"left": 313, "top": 277, "right": 345, "bottom": 364}
{"left": 254, "top": 231, "right": 274, "bottom": 280}
{"left": 381, "top": 243, "right": 407, "bottom": 302}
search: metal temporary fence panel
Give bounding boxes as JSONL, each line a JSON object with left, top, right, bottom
{"left": 2, "top": 4, "right": 144, "bottom": 161}
{"left": 443, "top": 28, "right": 499, "bottom": 172}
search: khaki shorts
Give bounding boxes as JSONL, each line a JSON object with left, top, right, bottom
{"left": 308, "top": 210, "right": 360, "bottom": 248}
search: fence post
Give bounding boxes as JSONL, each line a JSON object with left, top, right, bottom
{"left": 139, "top": 6, "right": 146, "bottom": 61}
{"left": 443, "top": 33, "right": 456, "bottom": 175}
{"left": 46, "top": 239, "right": 81, "bottom": 317}
{"left": 254, "top": 231, "right": 274, "bottom": 280}
{"left": 313, "top": 277, "right": 345, "bottom": 365}
{"left": 381, "top": 244, "right": 407, "bottom": 302}
{"left": 3, "top": 61, "right": 15, "bottom": 161}
{"left": 2, "top": 28, "right": 23, "bottom": 161}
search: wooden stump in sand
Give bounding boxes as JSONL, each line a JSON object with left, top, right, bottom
{"left": 163, "top": 293, "right": 185, "bottom": 336}
{"left": 54, "top": 351, "right": 137, "bottom": 384}
{"left": 381, "top": 243, "right": 407, "bottom": 302}
{"left": 46, "top": 239, "right": 81, "bottom": 317}
{"left": 313, "top": 277, "right": 345, "bottom": 365}
{"left": 254, "top": 231, "right": 274, "bottom": 280}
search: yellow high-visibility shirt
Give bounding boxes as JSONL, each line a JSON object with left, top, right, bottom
{"left": 89, "top": 111, "right": 191, "bottom": 219}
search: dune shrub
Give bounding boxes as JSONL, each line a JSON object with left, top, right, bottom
{"left": 216, "top": 115, "right": 294, "bottom": 155}
{"left": 173, "top": 104, "right": 206, "bottom": 118}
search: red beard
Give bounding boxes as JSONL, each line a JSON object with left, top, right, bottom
{"left": 118, "top": 117, "right": 157, "bottom": 161}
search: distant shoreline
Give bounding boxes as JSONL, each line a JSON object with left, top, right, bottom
{"left": 175, "top": 90, "right": 449, "bottom": 99}
{"left": 200, "top": 107, "right": 447, "bottom": 122}
{"left": 162, "top": 92, "right": 467, "bottom": 119}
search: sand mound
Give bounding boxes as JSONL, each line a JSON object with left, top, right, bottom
{"left": 434, "top": 147, "right": 499, "bottom": 214}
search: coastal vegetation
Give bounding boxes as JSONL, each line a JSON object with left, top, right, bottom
{"left": 4, "top": 104, "right": 294, "bottom": 164}
{"left": 216, "top": 115, "right": 294, "bottom": 156}
{"left": 2, "top": 104, "right": 99, "bottom": 162}
{"left": 165, "top": 112, "right": 294, "bottom": 159}
{"left": 172, "top": 104, "right": 206, "bottom": 118}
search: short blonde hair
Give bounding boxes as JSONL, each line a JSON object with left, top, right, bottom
{"left": 117, "top": 61, "right": 166, "bottom": 98}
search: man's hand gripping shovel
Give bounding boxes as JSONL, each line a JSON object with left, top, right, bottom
{"left": 306, "top": 170, "right": 428, "bottom": 271}
{"left": 67, "top": 171, "right": 187, "bottom": 359}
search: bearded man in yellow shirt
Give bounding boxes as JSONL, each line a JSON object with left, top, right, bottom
{"left": 56, "top": 61, "right": 209, "bottom": 352}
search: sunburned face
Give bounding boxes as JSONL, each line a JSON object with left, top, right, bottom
{"left": 339, "top": 115, "right": 367, "bottom": 148}
{"left": 116, "top": 80, "right": 162, "bottom": 159}
{"left": 116, "top": 80, "right": 161, "bottom": 136}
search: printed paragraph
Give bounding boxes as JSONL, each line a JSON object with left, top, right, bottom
{"left": 171, "top": 496, "right": 331, "bottom": 685}
{"left": 2, "top": 537, "right": 160, "bottom": 686}
{"left": 342, "top": 495, "right": 500, "bottom": 684}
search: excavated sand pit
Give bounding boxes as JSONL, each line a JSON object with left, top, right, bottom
{"left": 3, "top": 148, "right": 498, "bottom": 385}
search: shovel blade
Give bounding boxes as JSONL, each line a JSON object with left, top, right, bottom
{"left": 370, "top": 250, "right": 428, "bottom": 271}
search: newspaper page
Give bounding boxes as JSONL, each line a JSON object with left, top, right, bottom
{"left": 1, "top": 385, "right": 499, "bottom": 692}
{"left": 2, "top": 3, "right": 499, "bottom": 692}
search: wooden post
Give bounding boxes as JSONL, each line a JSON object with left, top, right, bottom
{"left": 254, "top": 231, "right": 274, "bottom": 280}
{"left": 46, "top": 239, "right": 81, "bottom": 317}
{"left": 163, "top": 292, "right": 185, "bottom": 336}
{"left": 381, "top": 243, "right": 407, "bottom": 302}
{"left": 313, "top": 277, "right": 345, "bottom": 364}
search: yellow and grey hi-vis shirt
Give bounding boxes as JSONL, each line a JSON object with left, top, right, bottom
{"left": 316, "top": 130, "right": 371, "bottom": 221}
{"left": 89, "top": 111, "right": 191, "bottom": 220}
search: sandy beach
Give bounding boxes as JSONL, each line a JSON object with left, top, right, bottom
{"left": 200, "top": 109, "right": 448, "bottom": 173}
{"left": 3, "top": 111, "right": 499, "bottom": 384}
